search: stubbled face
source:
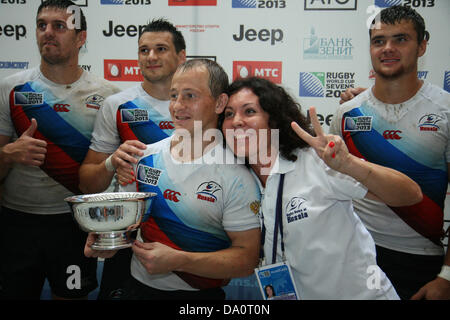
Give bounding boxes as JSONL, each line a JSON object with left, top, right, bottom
{"left": 138, "top": 31, "right": 185, "bottom": 84}
{"left": 370, "top": 20, "right": 426, "bottom": 80}
{"left": 36, "top": 7, "right": 86, "bottom": 65}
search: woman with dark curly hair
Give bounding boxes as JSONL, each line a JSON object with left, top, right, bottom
{"left": 221, "top": 77, "right": 423, "bottom": 299}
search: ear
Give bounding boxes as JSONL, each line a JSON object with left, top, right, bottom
{"left": 417, "top": 39, "right": 427, "bottom": 58}
{"left": 76, "top": 30, "right": 87, "bottom": 50}
{"left": 215, "top": 93, "right": 228, "bottom": 114}
{"left": 178, "top": 49, "right": 187, "bottom": 65}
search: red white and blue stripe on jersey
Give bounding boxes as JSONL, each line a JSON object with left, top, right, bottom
{"left": 116, "top": 101, "right": 172, "bottom": 144}
{"left": 9, "top": 82, "right": 90, "bottom": 194}
{"left": 135, "top": 154, "right": 231, "bottom": 289}
{"left": 341, "top": 106, "right": 445, "bottom": 246}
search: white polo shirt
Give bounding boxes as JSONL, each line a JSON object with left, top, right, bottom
{"left": 256, "top": 147, "right": 399, "bottom": 300}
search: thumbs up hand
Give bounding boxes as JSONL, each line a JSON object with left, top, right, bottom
{"left": 1, "top": 118, "right": 47, "bottom": 167}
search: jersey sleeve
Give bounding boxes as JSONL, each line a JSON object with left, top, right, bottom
{"left": 221, "top": 166, "right": 261, "bottom": 232}
{"left": 89, "top": 95, "right": 121, "bottom": 154}
{"left": 329, "top": 106, "right": 343, "bottom": 137}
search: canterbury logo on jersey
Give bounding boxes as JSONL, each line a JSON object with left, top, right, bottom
{"left": 383, "top": 130, "right": 402, "bottom": 140}
{"left": 343, "top": 116, "right": 372, "bottom": 132}
{"left": 136, "top": 164, "right": 162, "bottom": 186}
{"left": 121, "top": 109, "right": 149, "bottom": 123}
{"left": 164, "top": 189, "right": 181, "bottom": 202}
{"left": 14, "top": 92, "right": 43, "bottom": 105}
{"left": 53, "top": 103, "right": 70, "bottom": 112}
{"left": 159, "top": 121, "right": 174, "bottom": 130}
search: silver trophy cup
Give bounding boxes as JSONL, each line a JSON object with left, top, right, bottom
{"left": 65, "top": 192, "right": 156, "bottom": 250}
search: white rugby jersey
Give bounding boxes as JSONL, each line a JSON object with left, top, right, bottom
{"left": 121, "top": 137, "right": 261, "bottom": 291}
{"left": 0, "top": 67, "right": 119, "bottom": 214}
{"left": 90, "top": 84, "right": 173, "bottom": 154}
{"left": 258, "top": 148, "right": 398, "bottom": 299}
{"left": 329, "top": 82, "right": 450, "bottom": 255}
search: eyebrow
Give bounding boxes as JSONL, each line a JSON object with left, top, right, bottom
{"left": 371, "top": 33, "right": 411, "bottom": 40}
{"left": 36, "top": 18, "right": 67, "bottom": 25}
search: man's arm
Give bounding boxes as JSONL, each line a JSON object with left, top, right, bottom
{"left": 78, "top": 149, "right": 114, "bottom": 194}
{"left": 411, "top": 163, "right": 450, "bottom": 300}
{"left": 79, "top": 140, "right": 147, "bottom": 194}
{"left": 132, "top": 228, "right": 261, "bottom": 279}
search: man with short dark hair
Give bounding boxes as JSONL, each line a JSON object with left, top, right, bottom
{"left": 330, "top": 5, "right": 450, "bottom": 300}
{"left": 0, "top": 0, "right": 119, "bottom": 299}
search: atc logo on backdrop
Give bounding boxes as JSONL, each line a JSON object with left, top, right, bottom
{"left": 444, "top": 72, "right": 450, "bottom": 93}
{"left": 169, "top": 0, "right": 217, "bottom": 5}
{"left": 303, "top": 27, "right": 353, "bottom": 60}
{"left": 233, "top": 61, "right": 282, "bottom": 84}
{"left": 104, "top": 59, "right": 143, "bottom": 82}
{"left": 304, "top": 0, "right": 357, "bottom": 10}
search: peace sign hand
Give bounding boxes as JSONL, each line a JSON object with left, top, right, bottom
{"left": 290, "top": 106, "right": 350, "bottom": 172}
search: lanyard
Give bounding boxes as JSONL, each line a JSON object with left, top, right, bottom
{"left": 260, "top": 173, "right": 286, "bottom": 265}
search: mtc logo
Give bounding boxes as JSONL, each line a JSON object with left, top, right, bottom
{"left": 104, "top": 59, "right": 143, "bottom": 82}
{"left": 383, "top": 130, "right": 402, "bottom": 140}
{"left": 233, "top": 25, "right": 283, "bottom": 45}
{"left": 159, "top": 121, "right": 174, "bottom": 130}
{"left": 164, "top": 189, "right": 181, "bottom": 202}
{"left": 53, "top": 104, "right": 70, "bottom": 112}
{"left": 233, "top": 61, "right": 282, "bottom": 84}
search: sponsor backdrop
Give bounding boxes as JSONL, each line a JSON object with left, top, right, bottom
{"left": 1, "top": 0, "right": 449, "bottom": 300}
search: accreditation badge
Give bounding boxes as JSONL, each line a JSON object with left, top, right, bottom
{"left": 255, "top": 262, "right": 300, "bottom": 300}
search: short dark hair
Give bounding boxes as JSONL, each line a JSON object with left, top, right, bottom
{"left": 370, "top": 5, "right": 429, "bottom": 43}
{"left": 37, "top": 0, "right": 87, "bottom": 32}
{"left": 177, "top": 59, "right": 229, "bottom": 99}
{"left": 139, "top": 18, "right": 186, "bottom": 53}
{"left": 223, "top": 77, "right": 313, "bottom": 162}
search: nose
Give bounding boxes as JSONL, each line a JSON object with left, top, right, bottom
{"left": 231, "top": 112, "right": 245, "bottom": 128}
{"left": 147, "top": 49, "right": 158, "bottom": 61}
{"left": 382, "top": 39, "right": 395, "bottom": 53}
{"left": 43, "top": 24, "right": 55, "bottom": 37}
{"left": 171, "top": 95, "right": 185, "bottom": 112}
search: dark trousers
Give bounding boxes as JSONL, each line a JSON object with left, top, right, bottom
{"left": 375, "top": 245, "right": 444, "bottom": 300}
{"left": 121, "top": 276, "right": 226, "bottom": 300}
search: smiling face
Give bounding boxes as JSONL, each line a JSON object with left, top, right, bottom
{"left": 138, "top": 31, "right": 186, "bottom": 85}
{"left": 36, "top": 7, "right": 86, "bottom": 65}
{"left": 169, "top": 66, "right": 220, "bottom": 136}
{"left": 370, "top": 20, "right": 426, "bottom": 80}
{"left": 221, "top": 88, "right": 272, "bottom": 161}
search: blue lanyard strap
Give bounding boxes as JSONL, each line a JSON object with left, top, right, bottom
{"left": 260, "top": 173, "right": 286, "bottom": 265}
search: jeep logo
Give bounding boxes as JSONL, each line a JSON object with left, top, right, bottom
{"left": 233, "top": 25, "right": 283, "bottom": 45}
